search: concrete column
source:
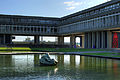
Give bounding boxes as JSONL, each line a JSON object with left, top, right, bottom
{"left": 112, "top": 16, "right": 114, "bottom": 25}
{"left": 84, "top": 34, "right": 86, "bottom": 48}
{"left": 88, "top": 33, "right": 90, "bottom": 48}
{"left": 0, "top": 35, "right": 5, "bottom": 44}
{"left": 115, "top": 15, "right": 117, "bottom": 25}
{"left": 70, "top": 35, "right": 76, "bottom": 48}
{"left": 34, "top": 35, "right": 40, "bottom": 44}
{"left": 58, "top": 36, "right": 64, "bottom": 45}
{"left": 82, "top": 36, "right": 84, "bottom": 48}
{"left": 80, "top": 36, "right": 82, "bottom": 47}
{"left": 108, "top": 17, "right": 111, "bottom": 26}
{"left": 101, "top": 31, "right": 105, "bottom": 48}
{"left": 107, "top": 31, "right": 112, "bottom": 48}
{"left": 3, "top": 35, "right": 5, "bottom": 44}
{"left": 84, "top": 33, "right": 88, "bottom": 48}
{"left": 88, "top": 32, "right": 92, "bottom": 48}
{"left": 119, "top": 15, "right": 120, "bottom": 24}
{"left": 92, "top": 32, "right": 95, "bottom": 48}
{"left": 0, "top": 34, "right": 13, "bottom": 45}
{"left": 41, "top": 36, "right": 43, "bottom": 44}
{"left": 96, "top": 32, "right": 100, "bottom": 48}
{"left": 5, "top": 34, "right": 12, "bottom": 44}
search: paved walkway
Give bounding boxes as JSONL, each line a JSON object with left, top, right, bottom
{"left": 0, "top": 51, "right": 114, "bottom": 55}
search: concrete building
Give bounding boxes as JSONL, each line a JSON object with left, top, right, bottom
{"left": 0, "top": 0, "right": 120, "bottom": 48}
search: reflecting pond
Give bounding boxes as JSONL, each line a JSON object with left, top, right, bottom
{"left": 0, "top": 54, "right": 120, "bottom": 80}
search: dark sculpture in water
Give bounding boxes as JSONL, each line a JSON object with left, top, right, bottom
{"left": 39, "top": 53, "right": 58, "bottom": 66}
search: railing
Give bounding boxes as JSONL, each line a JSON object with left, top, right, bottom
{"left": 0, "top": 25, "right": 58, "bottom": 35}
{"left": 0, "top": 13, "right": 120, "bottom": 35}
{"left": 59, "top": 13, "right": 120, "bottom": 34}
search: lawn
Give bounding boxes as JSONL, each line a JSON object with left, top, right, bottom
{"left": 31, "top": 48, "right": 106, "bottom": 52}
{"left": 0, "top": 47, "right": 107, "bottom": 52}
{"left": 0, "top": 47, "right": 31, "bottom": 51}
{"left": 82, "top": 53, "right": 120, "bottom": 58}
{"left": 0, "top": 47, "right": 120, "bottom": 58}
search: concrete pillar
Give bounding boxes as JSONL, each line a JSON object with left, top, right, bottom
{"left": 84, "top": 33, "right": 88, "bottom": 48}
{"left": 88, "top": 32, "right": 92, "bottom": 48}
{"left": 80, "top": 36, "right": 82, "bottom": 47}
{"left": 58, "top": 36, "right": 64, "bottom": 45}
{"left": 5, "top": 34, "right": 12, "bottom": 44}
{"left": 119, "top": 15, "right": 120, "bottom": 24}
{"left": 41, "top": 36, "right": 43, "bottom": 44}
{"left": 82, "top": 36, "right": 85, "bottom": 48}
{"left": 1, "top": 34, "right": 12, "bottom": 44}
{"left": 80, "top": 36, "right": 84, "bottom": 48}
{"left": 96, "top": 32, "right": 100, "bottom": 48}
{"left": 88, "top": 33, "right": 90, "bottom": 48}
{"left": 101, "top": 31, "right": 105, "bottom": 48}
{"left": 34, "top": 35, "right": 40, "bottom": 44}
{"left": 3, "top": 35, "right": 5, "bottom": 44}
{"left": 70, "top": 35, "right": 76, "bottom": 48}
{"left": 92, "top": 32, "right": 95, "bottom": 48}
{"left": 0, "top": 34, "right": 12, "bottom": 44}
{"left": 107, "top": 31, "right": 112, "bottom": 48}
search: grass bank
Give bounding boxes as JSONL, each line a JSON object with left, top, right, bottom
{"left": 81, "top": 53, "right": 120, "bottom": 58}
{"left": 31, "top": 48, "right": 106, "bottom": 52}
{"left": 0, "top": 47, "right": 106, "bottom": 52}
{"left": 0, "top": 47, "right": 31, "bottom": 51}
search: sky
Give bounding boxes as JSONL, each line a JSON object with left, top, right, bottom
{"left": 0, "top": 0, "right": 110, "bottom": 17}
{"left": 0, "top": 0, "right": 111, "bottom": 42}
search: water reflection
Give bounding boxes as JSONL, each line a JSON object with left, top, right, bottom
{"left": 0, "top": 54, "right": 119, "bottom": 80}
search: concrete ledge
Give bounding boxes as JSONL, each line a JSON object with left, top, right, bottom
{"left": 0, "top": 51, "right": 120, "bottom": 60}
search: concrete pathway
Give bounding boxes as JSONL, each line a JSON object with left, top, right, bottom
{"left": 0, "top": 51, "right": 114, "bottom": 55}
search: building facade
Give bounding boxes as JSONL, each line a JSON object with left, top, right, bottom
{"left": 0, "top": 0, "right": 120, "bottom": 48}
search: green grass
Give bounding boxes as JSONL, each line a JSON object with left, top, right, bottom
{"left": 0, "top": 47, "right": 31, "bottom": 51}
{"left": 82, "top": 53, "right": 113, "bottom": 55}
{"left": 82, "top": 53, "right": 120, "bottom": 58}
{"left": 12, "top": 47, "right": 31, "bottom": 50}
{"left": 0, "top": 47, "right": 120, "bottom": 58}
{"left": 31, "top": 48, "right": 56, "bottom": 51}
{"left": 0, "top": 47, "right": 107, "bottom": 52}
{"left": 31, "top": 48, "right": 105, "bottom": 52}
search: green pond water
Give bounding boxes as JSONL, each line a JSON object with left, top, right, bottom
{"left": 0, "top": 54, "right": 120, "bottom": 80}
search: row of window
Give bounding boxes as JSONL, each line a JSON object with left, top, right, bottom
{"left": 0, "top": 25, "right": 58, "bottom": 33}
{"left": 62, "top": 2, "right": 120, "bottom": 24}
{"left": 60, "top": 13, "right": 120, "bottom": 33}
{"left": 0, "top": 17, "right": 60, "bottom": 25}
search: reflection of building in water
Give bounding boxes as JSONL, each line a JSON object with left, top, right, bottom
{"left": 80, "top": 56, "right": 117, "bottom": 72}
{"left": 70, "top": 55, "right": 75, "bottom": 67}
{"left": 58, "top": 55, "right": 80, "bottom": 67}
{"left": 80, "top": 56, "right": 85, "bottom": 68}
{"left": 64, "top": 55, "right": 70, "bottom": 65}
{"left": 57, "top": 55, "right": 64, "bottom": 65}
{"left": 12, "top": 55, "right": 34, "bottom": 72}
{"left": 0, "top": 55, "right": 12, "bottom": 67}
{"left": 34, "top": 54, "right": 40, "bottom": 65}
{"left": 75, "top": 55, "right": 80, "bottom": 67}
{"left": 0, "top": 54, "right": 120, "bottom": 79}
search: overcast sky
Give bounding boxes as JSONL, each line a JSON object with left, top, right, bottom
{"left": 0, "top": 0, "right": 111, "bottom": 41}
